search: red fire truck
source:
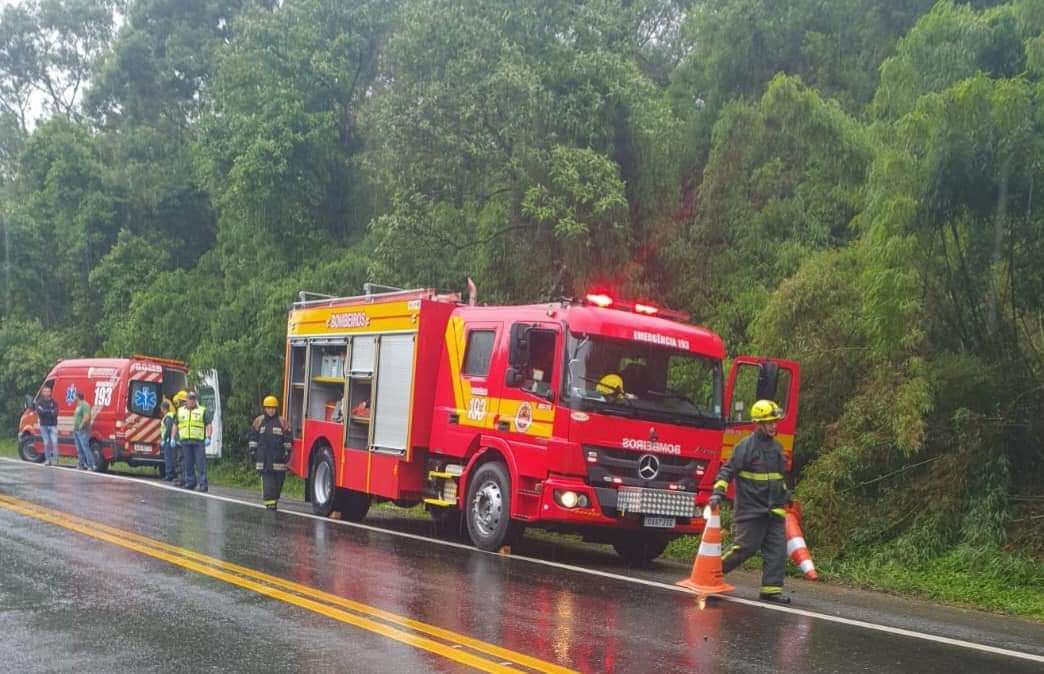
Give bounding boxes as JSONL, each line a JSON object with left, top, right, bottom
{"left": 285, "top": 287, "right": 800, "bottom": 563}
{"left": 17, "top": 355, "right": 223, "bottom": 472}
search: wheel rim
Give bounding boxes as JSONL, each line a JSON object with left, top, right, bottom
{"left": 314, "top": 460, "right": 332, "bottom": 505}
{"left": 21, "top": 438, "right": 42, "bottom": 461}
{"left": 471, "top": 479, "right": 503, "bottom": 538}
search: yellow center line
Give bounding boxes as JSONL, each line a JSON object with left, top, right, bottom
{"left": 0, "top": 494, "right": 575, "bottom": 674}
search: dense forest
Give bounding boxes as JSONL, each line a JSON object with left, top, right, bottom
{"left": 1, "top": 0, "right": 1041, "bottom": 587}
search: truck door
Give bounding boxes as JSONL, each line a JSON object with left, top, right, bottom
{"left": 723, "top": 357, "right": 801, "bottom": 470}
{"left": 497, "top": 322, "right": 561, "bottom": 442}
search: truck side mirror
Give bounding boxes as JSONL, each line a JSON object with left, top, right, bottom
{"left": 755, "top": 361, "right": 779, "bottom": 401}
{"left": 505, "top": 367, "right": 524, "bottom": 388}
{"left": 508, "top": 323, "right": 532, "bottom": 369}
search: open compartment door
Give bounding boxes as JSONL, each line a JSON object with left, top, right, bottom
{"left": 372, "top": 334, "right": 417, "bottom": 456}
{"left": 198, "top": 369, "right": 223, "bottom": 458}
{"left": 723, "top": 357, "right": 801, "bottom": 470}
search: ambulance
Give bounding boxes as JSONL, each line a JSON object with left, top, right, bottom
{"left": 284, "top": 287, "right": 799, "bottom": 563}
{"left": 18, "top": 356, "right": 223, "bottom": 472}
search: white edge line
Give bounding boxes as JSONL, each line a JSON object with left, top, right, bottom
{"left": 3, "top": 457, "right": 1042, "bottom": 664}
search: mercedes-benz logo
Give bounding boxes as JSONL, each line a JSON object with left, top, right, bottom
{"left": 637, "top": 454, "right": 660, "bottom": 480}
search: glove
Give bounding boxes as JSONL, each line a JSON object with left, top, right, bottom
{"left": 708, "top": 493, "right": 723, "bottom": 509}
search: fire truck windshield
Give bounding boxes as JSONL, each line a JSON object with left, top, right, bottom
{"left": 564, "top": 333, "right": 723, "bottom": 429}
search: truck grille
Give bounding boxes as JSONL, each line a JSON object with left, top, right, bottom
{"left": 584, "top": 445, "right": 707, "bottom": 491}
{"left": 616, "top": 487, "right": 696, "bottom": 518}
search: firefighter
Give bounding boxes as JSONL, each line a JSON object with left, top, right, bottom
{"left": 249, "top": 395, "right": 291, "bottom": 510}
{"left": 709, "top": 399, "right": 793, "bottom": 604}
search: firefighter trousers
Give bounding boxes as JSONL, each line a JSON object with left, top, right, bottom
{"left": 722, "top": 513, "right": 786, "bottom": 593}
{"left": 261, "top": 471, "right": 286, "bottom": 508}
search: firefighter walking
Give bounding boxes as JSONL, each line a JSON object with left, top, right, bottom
{"left": 249, "top": 395, "right": 291, "bottom": 510}
{"left": 709, "top": 399, "right": 793, "bottom": 604}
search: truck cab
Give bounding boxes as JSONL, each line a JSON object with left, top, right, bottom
{"left": 426, "top": 294, "right": 800, "bottom": 562}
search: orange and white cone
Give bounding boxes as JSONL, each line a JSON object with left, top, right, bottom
{"left": 785, "top": 509, "right": 817, "bottom": 580}
{"left": 678, "top": 504, "right": 735, "bottom": 597}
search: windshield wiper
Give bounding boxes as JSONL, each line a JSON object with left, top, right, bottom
{"left": 646, "top": 388, "right": 696, "bottom": 405}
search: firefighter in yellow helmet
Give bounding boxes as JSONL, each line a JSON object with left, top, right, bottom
{"left": 709, "top": 399, "right": 793, "bottom": 604}
{"left": 595, "top": 373, "right": 625, "bottom": 397}
{"left": 249, "top": 395, "right": 292, "bottom": 510}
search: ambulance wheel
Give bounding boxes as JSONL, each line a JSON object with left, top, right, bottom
{"left": 612, "top": 533, "right": 670, "bottom": 567}
{"left": 91, "top": 441, "right": 109, "bottom": 473}
{"left": 465, "top": 461, "right": 523, "bottom": 552}
{"left": 335, "top": 489, "right": 370, "bottom": 522}
{"left": 310, "top": 445, "right": 337, "bottom": 517}
{"left": 19, "top": 435, "right": 44, "bottom": 463}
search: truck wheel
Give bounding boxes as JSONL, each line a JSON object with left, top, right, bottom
{"left": 91, "top": 442, "right": 110, "bottom": 473}
{"left": 464, "top": 461, "right": 523, "bottom": 551}
{"left": 18, "top": 435, "right": 44, "bottom": 463}
{"left": 612, "top": 533, "right": 670, "bottom": 567}
{"left": 310, "top": 446, "right": 337, "bottom": 516}
{"left": 335, "top": 489, "right": 370, "bottom": 522}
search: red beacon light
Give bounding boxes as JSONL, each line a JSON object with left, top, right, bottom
{"left": 634, "top": 302, "right": 659, "bottom": 316}
{"left": 584, "top": 292, "right": 614, "bottom": 308}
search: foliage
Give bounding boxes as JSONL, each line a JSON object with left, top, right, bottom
{"left": 0, "top": 0, "right": 1041, "bottom": 599}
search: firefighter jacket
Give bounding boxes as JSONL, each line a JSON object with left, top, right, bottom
{"left": 713, "top": 429, "right": 791, "bottom": 522}
{"left": 249, "top": 414, "right": 291, "bottom": 472}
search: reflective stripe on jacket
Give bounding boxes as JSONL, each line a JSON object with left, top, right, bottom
{"left": 713, "top": 429, "right": 790, "bottom": 521}
{"left": 250, "top": 414, "right": 291, "bottom": 472}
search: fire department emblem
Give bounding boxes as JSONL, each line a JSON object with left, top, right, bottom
{"left": 515, "top": 402, "right": 533, "bottom": 433}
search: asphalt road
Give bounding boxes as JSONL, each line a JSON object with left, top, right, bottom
{"left": 0, "top": 460, "right": 1041, "bottom": 673}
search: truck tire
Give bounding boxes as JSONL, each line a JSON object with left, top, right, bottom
{"left": 464, "top": 461, "right": 523, "bottom": 552}
{"left": 310, "top": 446, "right": 337, "bottom": 516}
{"left": 335, "top": 489, "right": 370, "bottom": 522}
{"left": 91, "top": 441, "right": 109, "bottom": 473}
{"left": 18, "top": 435, "right": 44, "bottom": 463}
{"left": 612, "top": 532, "right": 670, "bottom": 567}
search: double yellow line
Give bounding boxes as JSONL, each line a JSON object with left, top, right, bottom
{"left": 0, "top": 494, "right": 574, "bottom": 674}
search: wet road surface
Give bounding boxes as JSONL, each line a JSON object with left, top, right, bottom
{"left": 1, "top": 460, "right": 1041, "bottom": 673}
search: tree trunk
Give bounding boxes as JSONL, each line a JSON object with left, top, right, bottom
{"left": 987, "top": 154, "right": 1012, "bottom": 339}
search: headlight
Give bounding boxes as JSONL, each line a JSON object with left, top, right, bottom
{"left": 556, "top": 490, "right": 579, "bottom": 508}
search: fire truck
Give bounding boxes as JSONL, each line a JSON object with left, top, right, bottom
{"left": 18, "top": 356, "right": 224, "bottom": 472}
{"left": 284, "top": 286, "right": 800, "bottom": 563}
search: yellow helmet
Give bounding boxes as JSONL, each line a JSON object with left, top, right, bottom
{"left": 596, "top": 373, "right": 625, "bottom": 397}
{"left": 262, "top": 395, "right": 279, "bottom": 408}
{"left": 174, "top": 390, "right": 188, "bottom": 404}
{"left": 751, "top": 399, "right": 784, "bottom": 423}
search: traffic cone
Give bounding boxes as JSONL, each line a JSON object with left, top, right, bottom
{"left": 785, "top": 508, "right": 817, "bottom": 580}
{"left": 678, "top": 504, "right": 735, "bottom": 597}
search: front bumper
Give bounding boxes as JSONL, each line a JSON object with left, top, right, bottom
{"left": 536, "top": 475, "right": 707, "bottom": 535}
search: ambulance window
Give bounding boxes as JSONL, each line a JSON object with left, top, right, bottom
{"left": 129, "top": 380, "right": 162, "bottom": 418}
{"left": 462, "top": 330, "right": 495, "bottom": 377}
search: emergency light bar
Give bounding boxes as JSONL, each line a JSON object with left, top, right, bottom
{"left": 581, "top": 292, "right": 690, "bottom": 322}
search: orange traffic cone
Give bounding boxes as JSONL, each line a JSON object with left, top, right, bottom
{"left": 678, "top": 504, "right": 735, "bottom": 597}
{"left": 785, "top": 508, "right": 817, "bottom": 580}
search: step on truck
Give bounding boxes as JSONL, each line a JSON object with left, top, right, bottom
{"left": 285, "top": 286, "right": 800, "bottom": 564}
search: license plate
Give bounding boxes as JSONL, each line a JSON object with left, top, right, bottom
{"left": 133, "top": 443, "right": 153, "bottom": 454}
{"left": 643, "top": 516, "right": 676, "bottom": 528}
